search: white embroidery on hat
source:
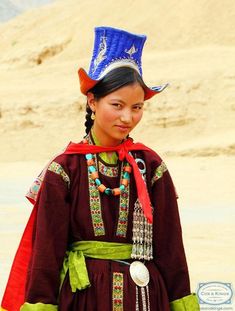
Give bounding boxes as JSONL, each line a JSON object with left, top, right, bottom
{"left": 92, "top": 36, "right": 107, "bottom": 74}
{"left": 98, "top": 59, "right": 140, "bottom": 80}
{"left": 125, "top": 44, "right": 138, "bottom": 58}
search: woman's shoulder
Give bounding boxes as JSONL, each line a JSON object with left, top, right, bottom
{"left": 133, "top": 140, "right": 164, "bottom": 166}
{"left": 25, "top": 141, "right": 84, "bottom": 204}
{"left": 48, "top": 140, "right": 84, "bottom": 169}
{"left": 132, "top": 141, "right": 169, "bottom": 184}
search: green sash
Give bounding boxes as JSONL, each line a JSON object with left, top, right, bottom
{"left": 170, "top": 293, "right": 200, "bottom": 311}
{"left": 20, "top": 241, "right": 201, "bottom": 310}
{"left": 60, "top": 241, "right": 132, "bottom": 292}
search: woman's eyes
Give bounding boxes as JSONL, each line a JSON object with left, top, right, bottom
{"left": 111, "top": 103, "right": 143, "bottom": 110}
{"left": 133, "top": 105, "right": 143, "bottom": 110}
{"left": 111, "top": 103, "right": 122, "bottom": 108}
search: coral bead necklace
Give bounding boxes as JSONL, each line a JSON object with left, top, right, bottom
{"left": 85, "top": 152, "right": 132, "bottom": 196}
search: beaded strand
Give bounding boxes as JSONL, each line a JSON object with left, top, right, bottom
{"left": 85, "top": 153, "right": 132, "bottom": 196}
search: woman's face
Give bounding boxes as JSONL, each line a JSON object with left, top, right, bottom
{"left": 87, "top": 83, "right": 145, "bottom": 146}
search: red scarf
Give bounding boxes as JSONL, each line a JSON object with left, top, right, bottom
{"left": 1, "top": 138, "right": 153, "bottom": 311}
{"left": 65, "top": 137, "right": 153, "bottom": 223}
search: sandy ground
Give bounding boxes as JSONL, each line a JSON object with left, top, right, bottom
{"left": 0, "top": 0, "right": 235, "bottom": 308}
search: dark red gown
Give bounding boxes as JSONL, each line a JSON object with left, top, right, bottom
{"left": 22, "top": 144, "right": 191, "bottom": 310}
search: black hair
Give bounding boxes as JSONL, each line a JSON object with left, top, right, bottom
{"left": 84, "top": 66, "right": 146, "bottom": 135}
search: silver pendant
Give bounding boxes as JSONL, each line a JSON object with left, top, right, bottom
{"left": 130, "top": 261, "right": 150, "bottom": 287}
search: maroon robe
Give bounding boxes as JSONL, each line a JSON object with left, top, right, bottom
{"left": 23, "top": 147, "right": 191, "bottom": 310}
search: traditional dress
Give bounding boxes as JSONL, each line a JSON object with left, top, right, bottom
{"left": 1, "top": 133, "right": 199, "bottom": 311}
{"left": 1, "top": 25, "right": 199, "bottom": 311}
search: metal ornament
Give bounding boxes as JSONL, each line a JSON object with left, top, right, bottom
{"left": 130, "top": 156, "right": 152, "bottom": 310}
{"left": 135, "top": 158, "right": 146, "bottom": 175}
{"left": 131, "top": 199, "right": 153, "bottom": 261}
{"left": 130, "top": 261, "right": 150, "bottom": 287}
{"left": 91, "top": 112, "right": 96, "bottom": 120}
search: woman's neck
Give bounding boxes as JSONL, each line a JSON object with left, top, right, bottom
{"left": 90, "top": 128, "right": 119, "bottom": 164}
{"left": 91, "top": 128, "right": 123, "bottom": 147}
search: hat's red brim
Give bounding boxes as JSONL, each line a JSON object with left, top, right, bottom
{"left": 78, "top": 68, "right": 168, "bottom": 100}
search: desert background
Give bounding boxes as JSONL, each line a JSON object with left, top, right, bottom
{"left": 0, "top": 0, "right": 235, "bottom": 307}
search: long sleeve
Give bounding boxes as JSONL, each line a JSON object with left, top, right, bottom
{"left": 20, "top": 162, "right": 70, "bottom": 310}
{"left": 151, "top": 164, "right": 200, "bottom": 310}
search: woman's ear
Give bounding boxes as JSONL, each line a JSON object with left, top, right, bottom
{"left": 87, "top": 92, "right": 96, "bottom": 112}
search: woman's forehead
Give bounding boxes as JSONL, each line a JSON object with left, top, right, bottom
{"left": 104, "top": 83, "right": 145, "bottom": 102}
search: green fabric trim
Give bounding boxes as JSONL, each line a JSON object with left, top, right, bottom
{"left": 60, "top": 241, "right": 132, "bottom": 292}
{"left": 170, "top": 293, "right": 200, "bottom": 311}
{"left": 20, "top": 302, "right": 58, "bottom": 311}
{"left": 151, "top": 161, "right": 168, "bottom": 186}
{"left": 47, "top": 161, "right": 70, "bottom": 187}
{"left": 91, "top": 128, "right": 118, "bottom": 164}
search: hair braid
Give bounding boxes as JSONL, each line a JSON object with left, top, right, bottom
{"left": 84, "top": 103, "right": 94, "bottom": 135}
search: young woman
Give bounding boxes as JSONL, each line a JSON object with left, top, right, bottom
{"left": 1, "top": 27, "right": 200, "bottom": 311}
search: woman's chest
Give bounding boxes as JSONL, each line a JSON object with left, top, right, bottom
{"left": 68, "top": 157, "right": 137, "bottom": 242}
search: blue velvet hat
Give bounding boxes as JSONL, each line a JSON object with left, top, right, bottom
{"left": 78, "top": 26, "right": 168, "bottom": 100}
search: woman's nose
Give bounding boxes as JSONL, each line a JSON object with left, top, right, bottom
{"left": 120, "top": 109, "right": 132, "bottom": 123}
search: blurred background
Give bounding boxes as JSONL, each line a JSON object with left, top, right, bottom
{"left": 0, "top": 0, "right": 235, "bottom": 307}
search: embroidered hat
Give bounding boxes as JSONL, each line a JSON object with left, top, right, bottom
{"left": 78, "top": 26, "right": 168, "bottom": 100}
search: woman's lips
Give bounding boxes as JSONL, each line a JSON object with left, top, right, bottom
{"left": 115, "top": 125, "right": 131, "bottom": 132}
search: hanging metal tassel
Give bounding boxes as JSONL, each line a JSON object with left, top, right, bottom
{"left": 146, "top": 285, "right": 151, "bottom": 311}
{"left": 130, "top": 155, "right": 153, "bottom": 311}
{"left": 135, "top": 286, "right": 139, "bottom": 311}
{"left": 134, "top": 286, "right": 151, "bottom": 311}
{"left": 131, "top": 199, "right": 153, "bottom": 260}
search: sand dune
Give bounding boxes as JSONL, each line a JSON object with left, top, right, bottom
{"left": 0, "top": 0, "right": 234, "bottom": 162}
{"left": 0, "top": 0, "right": 235, "bottom": 62}
{"left": 0, "top": 45, "right": 234, "bottom": 161}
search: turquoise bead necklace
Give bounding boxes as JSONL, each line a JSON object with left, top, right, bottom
{"left": 85, "top": 152, "right": 132, "bottom": 196}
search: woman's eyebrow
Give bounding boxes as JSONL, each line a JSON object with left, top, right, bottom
{"left": 134, "top": 102, "right": 144, "bottom": 106}
{"left": 110, "top": 99, "right": 144, "bottom": 105}
{"left": 110, "top": 99, "right": 126, "bottom": 104}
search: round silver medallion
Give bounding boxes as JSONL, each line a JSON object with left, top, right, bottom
{"left": 129, "top": 261, "right": 150, "bottom": 287}
{"left": 135, "top": 158, "right": 146, "bottom": 174}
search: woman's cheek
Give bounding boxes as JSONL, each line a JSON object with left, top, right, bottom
{"left": 106, "top": 110, "right": 120, "bottom": 121}
{"left": 135, "top": 111, "right": 144, "bottom": 125}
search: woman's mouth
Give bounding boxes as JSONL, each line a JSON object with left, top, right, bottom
{"left": 115, "top": 125, "right": 131, "bottom": 132}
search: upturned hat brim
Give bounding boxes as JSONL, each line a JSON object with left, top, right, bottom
{"left": 78, "top": 68, "right": 168, "bottom": 101}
